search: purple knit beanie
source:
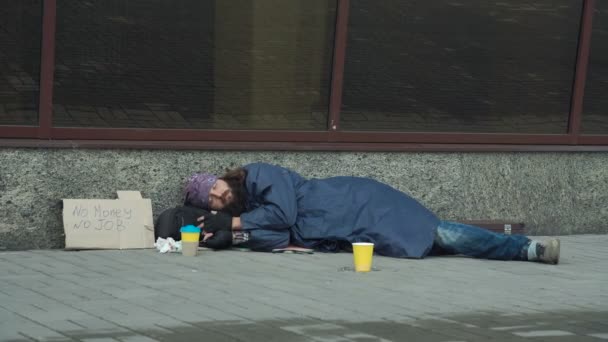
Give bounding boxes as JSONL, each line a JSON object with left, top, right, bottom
{"left": 184, "top": 173, "right": 218, "bottom": 209}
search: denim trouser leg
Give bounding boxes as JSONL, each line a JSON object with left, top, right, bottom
{"left": 434, "top": 221, "right": 531, "bottom": 261}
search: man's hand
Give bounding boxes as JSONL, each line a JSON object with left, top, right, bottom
{"left": 197, "top": 211, "right": 232, "bottom": 234}
{"left": 200, "top": 230, "right": 232, "bottom": 250}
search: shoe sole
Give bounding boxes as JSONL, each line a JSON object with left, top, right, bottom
{"left": 547, "top": 238, "right": 560, "bottom": 265}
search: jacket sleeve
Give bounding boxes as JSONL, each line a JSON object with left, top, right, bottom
{"left": 240, "top": 163, "right": 298, "bottom": 231}
{"left": 244, "top": 229, "right": 290, "bottom": 251}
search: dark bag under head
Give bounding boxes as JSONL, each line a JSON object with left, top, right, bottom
{"left": 154, "top": 206, "right": 209, "bottom": 241}
{"left": 154, "top": 206, "right": 232, "bottom": 249}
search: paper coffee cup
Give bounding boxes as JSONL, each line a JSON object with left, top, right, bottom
{"left": 180, "top": 225, "right": 201, "bottom": 257}
{"left": 352, "top": 242, "right": 374, "bottom": 272}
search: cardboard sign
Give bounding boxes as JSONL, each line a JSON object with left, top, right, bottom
{"left": 62, "top": 191, "right": 155, "bottom": 249}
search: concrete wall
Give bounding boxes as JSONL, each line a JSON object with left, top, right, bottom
{"left": 0, "top": 148, "right": 606, "bottom": 250}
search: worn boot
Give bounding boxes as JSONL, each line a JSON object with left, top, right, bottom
{"left": 536, "top": 238, "right": 560, "bottom": 265}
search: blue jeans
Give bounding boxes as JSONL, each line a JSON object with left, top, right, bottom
{"left": 432, "top": 221, "right": 531, "bottom": 261}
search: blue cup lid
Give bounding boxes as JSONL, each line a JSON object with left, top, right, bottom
{"left": 180, "top": 225, "right": 201, "bottom": 233}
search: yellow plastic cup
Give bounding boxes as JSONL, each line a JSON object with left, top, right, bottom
{"left": 352, "top": 242, "right": 374, "bottom": 272}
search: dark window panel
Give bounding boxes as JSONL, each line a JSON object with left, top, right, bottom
{"left": 52, "top": 0, "right": 335, "bottom": 130}
{"left": 582, "top": 2, "right": 608, "bottom": 134}
{"left": 0, "top": 1, "right": 42, "bottom": 126}
{"left": 341, "top": 0, "right": 581, "bottom": 133}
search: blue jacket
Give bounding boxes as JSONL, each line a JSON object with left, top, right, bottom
{"left": 239, "top": 163, "right": 439, "bottom": 258}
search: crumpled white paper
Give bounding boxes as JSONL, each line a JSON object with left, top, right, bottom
{"left": 155, "top": 237, "right": 182, "bottom": 253}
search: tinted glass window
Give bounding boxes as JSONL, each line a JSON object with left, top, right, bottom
{"left": 341, "top": 1, "right": 581, "bottom": 133}
{"left": 0, "top": 1, "right": 41, "bottom": 126}
{"left": 53, "top": 0, "right": 336, "bottom": 130}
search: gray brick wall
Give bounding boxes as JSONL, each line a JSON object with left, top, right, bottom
{"left": 1, "top": 148, "right": 607, "bottom": 250}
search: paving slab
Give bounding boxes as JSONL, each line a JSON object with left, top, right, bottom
{"left": 0, "top": 234, "right": 606, "bottom": 341}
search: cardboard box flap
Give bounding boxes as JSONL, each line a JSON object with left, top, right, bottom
{"left": 117, "top": 191, "right": 144, "bottom": 200}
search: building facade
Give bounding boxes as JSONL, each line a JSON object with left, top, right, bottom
{"left": 1, "top": 1, "right": 607, "bottom": 249}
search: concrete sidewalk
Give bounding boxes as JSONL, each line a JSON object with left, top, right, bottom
{"left": 1, "top": 234, "right": 607, "bottom": 342}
